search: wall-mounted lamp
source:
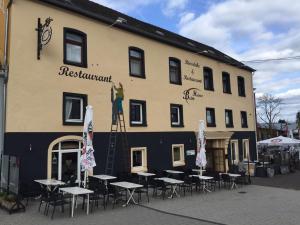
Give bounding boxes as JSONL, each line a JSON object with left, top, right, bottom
{"left": 196, "top": 50, "right": 209, "bottom": 54}
{"left": 159, "top": 137, "right": 163, "bottom": 144}
{"left": 109, "top": 17, "right": 127, "bottom": 28}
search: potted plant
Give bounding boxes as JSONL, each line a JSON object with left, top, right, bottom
{"left": 0, "top": 192, "right": 7, "bottom": 206}
{"left": 1, "top": 194, "right": 17, "bottom": 209}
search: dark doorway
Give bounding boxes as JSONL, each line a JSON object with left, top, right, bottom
{"left": 206, "top": 148, "right": 226, "bottom": 172}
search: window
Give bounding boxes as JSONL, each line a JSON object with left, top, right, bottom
{"left": 238, "top": 76, "right": 246, "bottom": 97}
{"left": 129, "top": 47, "right": 145, "bottom": 78}
{"left": 242, "top": 139, "right": 250, "bottom": 160}
{"left": 169, "top": 58, "right": 182, "bottom": 85}
{"left": 230, "top": 140, "right": 239, "bottom": 164}
{"left": 131, "top": 147, "right": 147, "bottom": 173}
{"left": 129, "top": 99, "right": 147, "bottom": 126}
{"left": 172, "top": 144, "right": 185, "bottom": 167}
{"left": 203, "top": 67, "right": 214, "bottom": 91}
{"left": 64, "top": 28, "right": 87, "bottom": 67}
{"left": 241, "top": 111, "right": 248, "bottom": 128}
{"left": 170, "top": 104, "right": 184, "bottom": 127}
{"left": 206, "top": 108, "right": 216, "bottom": 127}
{"left": 225, "top": 109, "right": 234, "bottom": 128}
{"left": 63, "top": 92, "right": 87, "bottom": 125}
{"left": 222, "top": 72, "right": 231, "bottom": 94}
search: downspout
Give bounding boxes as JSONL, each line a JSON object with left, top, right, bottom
{"left": 252, "top": 72, "right": 258, "bottom": 162}
{"left": 0, "top": 0, "right": 12, "bottom": 160}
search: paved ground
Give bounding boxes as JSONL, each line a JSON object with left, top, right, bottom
{"left": 1, "top": 172, "right": 300, "bottom": 225}
{"left": 145, "top": 185, "right": 300, "bottom": 225}
{"left": 0, "top": 197, "right": 219, "bottom": 225}
{"left": 253, "top": 170, "right": 300, "bottom": 190}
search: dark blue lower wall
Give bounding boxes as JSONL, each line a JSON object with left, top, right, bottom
{"left": 228, "top": 131, "right": 257, "bottom": 162}
{"left": 3, "top": 131, "right": 256, "bottom": 187}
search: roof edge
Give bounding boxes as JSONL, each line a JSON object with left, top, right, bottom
{"left": 37, "top": 0, "right": 255, "bottom": 72}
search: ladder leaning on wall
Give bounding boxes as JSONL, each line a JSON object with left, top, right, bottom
{"left": 105, "top": 89, "right": 130, "bottom": 175}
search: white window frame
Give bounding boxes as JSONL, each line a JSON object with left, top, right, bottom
{"left": 172, "top": 144, "right": 185, "bottom": 167}
{"left": 65, "top": 96, "right": 84, "bottom": 123}
{"left": 230, "top": 140, "right": 239, "bottom": 164}
{"left": 131, "top": 147, "right": 148, "bottom": 173}
{"left": 52, "top": 141, "right": 82, "bottom": 182}
{"left": 242, "top": 139, "right": 250, "bottom": 161}
{"left": 171, "top": 106, "right": 180, "bottom": 126}
{"left": 131, "top": 103, "right": 143, "bottom": 125}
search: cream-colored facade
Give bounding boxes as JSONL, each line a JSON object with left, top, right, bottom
{"left": 1, "top": 0, "right": 257, "bottom": 182}
{"left": 5, "top": 0, "right": 255, "bottom": 134}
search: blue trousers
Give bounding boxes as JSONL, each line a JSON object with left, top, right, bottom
{"left": 116, "top": 97, "right": 123, "bottom": 113}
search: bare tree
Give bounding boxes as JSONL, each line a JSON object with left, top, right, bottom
{"left": 257, "top": 93, "right": 282, "bottom": 136}
{"left": 296, "top": 111, "right": 300, "bottom": 139}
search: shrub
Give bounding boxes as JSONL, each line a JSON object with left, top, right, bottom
{"left": 5, "top": 194, "right": 16, "bottom": 202}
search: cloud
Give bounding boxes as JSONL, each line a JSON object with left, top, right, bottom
{"left": 90, "top": 0, "right": 157, "bottom": 13}
{"left": 179, "top": 0, "right": 300, "bottom": 51}
{"left": 162, "top": 0, "right": 189, "bottom": 16}
{"left": 178, "top": 0, "right": 300, "bottom": 121}
{"left": 91, "top": 0, "right": 189, "bottom": 16}
{"left": 179, "top": 12, "right": 195, "bottom": 26}
{"left": 277, "top": 89, "right": 300, "bottom": 99}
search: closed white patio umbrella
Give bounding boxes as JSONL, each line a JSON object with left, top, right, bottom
{"left": 81, "top": 105, "right": 96, "bottom": 187}
{"left": 196, "top": 120, "right": 207, "bottom": 176}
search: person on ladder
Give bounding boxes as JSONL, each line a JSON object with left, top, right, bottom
{"left": 111, "top": 82, "right": 124, "bottom": 125}
{"left": 114, "top": 82, "right": 124, "bottom": 114}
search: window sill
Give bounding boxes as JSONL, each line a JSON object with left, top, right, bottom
{"left": 170, "top": 82, "right": 182, "bottom": 85}
{"left": 63, "top": 121, "right": 84, "bottom": 126}
{"left": 130, "top": 123, "right": 147, "bottom": 127}
{"left": 207, "top": 123, "right": 216, "bottom": 127}
{"left": 223, "top": 91, "right": 232, "bottom": 94}
{"left": 173, "top": 161, "right": 185, "bottom": 167}
{"left": 204, "top": 88, "right": 214, "bottom": 92}
{"left": 131, "top": 166, "right": 148, "bottom": 173}
{"left": 129, "top": 74, "right": 146, "bottom": 79}
{"left": 226, "top": 125, "right": 234, "bottom": 128}
{"left": 64, "top": 60, "right": 87, "bottom": 68}
{"left": 242, "top": 126, "right": 248, "bottom": 128}
{"left": 171, "top": 124, "right": 184, "bottom": 128}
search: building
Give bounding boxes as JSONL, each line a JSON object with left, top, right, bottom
{"left": 0, "top": 0, "right": 257, "bottom": 187}
{"left": 257, "top": 122, "right": 299, "bottom": 141}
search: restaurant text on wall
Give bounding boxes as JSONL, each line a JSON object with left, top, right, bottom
{"left": 58, "top": 66, "right": 112, "bottom": 83}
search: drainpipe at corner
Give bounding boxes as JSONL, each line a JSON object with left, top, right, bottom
{"left": 0, "top": 66, "right": 7, "bottom": 158}
{"left": 0, "top": 1, "right": 12, "bottom": 161}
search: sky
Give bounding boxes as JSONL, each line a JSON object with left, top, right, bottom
{"left": 91, "top": 0, "right": 300, "bottom": 123}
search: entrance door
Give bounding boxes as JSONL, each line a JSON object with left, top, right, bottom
{"left": 61, "top": 152, "right": 78, "bottom": 182}
{"left": 51, "top": 140, "right": 81, "bottom": 182}
{"left": 206, "top": 148, "right": 226, "bottom": 172}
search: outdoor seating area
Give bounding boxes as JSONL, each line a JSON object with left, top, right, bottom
{"left": 257, "top": 136, "right": 300, "bottom": 177}
{"left": 32, "top": 168, "right": 248, "bottom": 219}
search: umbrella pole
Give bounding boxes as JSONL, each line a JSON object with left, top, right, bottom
{"left": 83, "top": 170, "right": 87, "bottom": 188}
{"left": 200, "top": 166, "right": 203, "bottom": 176}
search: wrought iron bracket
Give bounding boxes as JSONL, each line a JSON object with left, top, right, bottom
{"left": 36, "top": 17, "right": 53, "bottom": 60}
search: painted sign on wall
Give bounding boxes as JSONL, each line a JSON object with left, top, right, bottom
{"left": 183, "top": 88, "right": 203, "bottom": 103}
{"left": 185, "top": 60, "right": 200, "bottom": 68}
{"left": 184, "top": 60, "right": 202, "bottom": 83}
{"left": 58, "top": 66, "right": 112, "bottom": 83}
{"left": 186, "top": 150, "right": 196, "bottom": 156}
